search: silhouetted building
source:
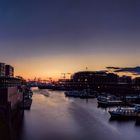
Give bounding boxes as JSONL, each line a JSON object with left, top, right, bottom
{"left": 5, "top": 65, "right": 14, "bottom": 77}
{"left": 0, "top": 77, "right": 25, "bottom": 88}
{"left": 119, "top": 76, "right": 132, "bottom": 84}
{"left": 70, "top": 71, "right": 119, "bottom": 90}
{"left": 134, "top": 77, "right": 140, "bottom": 86}
{"left": 0, "top": 63, "right": 14, "bottom": 77}
{"left": 0, "top": 62, "right": 26, "bottom": 127}
{"left": 0, "top": 63, "right": 5, "bottom": 76}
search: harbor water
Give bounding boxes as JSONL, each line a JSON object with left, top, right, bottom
{"left": 4, "top": 88, "right": 140, "bottom": 140}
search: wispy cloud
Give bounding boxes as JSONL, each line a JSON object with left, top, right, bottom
{"left": 106, "top": 67, "right": 121, "bottom": 70}
{"left": 106, "top": 66, "right": 140, "bottom": 75}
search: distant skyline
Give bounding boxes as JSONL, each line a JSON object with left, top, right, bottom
{"left": 0, "top": 0, "right": 140, "bottom": 79}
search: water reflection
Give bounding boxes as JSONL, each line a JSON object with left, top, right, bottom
{"left": 24, "top": 89, "right": 140, "bottom": 140}
{"left": 2, "top": 88, "right": 140, "bottom": 140}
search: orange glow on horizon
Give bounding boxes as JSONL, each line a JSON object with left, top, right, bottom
{"left": 12, "top": 53, "right": 140, "bottom": 80}
{"left": 15, "top": 67, "right": 140, "bottom": 81}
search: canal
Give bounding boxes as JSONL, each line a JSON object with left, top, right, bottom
{"left": 18, "top": 88, "right": 140, "bottom": 140}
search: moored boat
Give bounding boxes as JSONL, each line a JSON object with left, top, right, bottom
{"left": 98, "top": 100, "right": 123, "bottom": 106}
{"left": 23, "top": 98, "right": 32, "bottom": 110}
{"left": 109, "top": 106, "right": 138, "bottom": 119}
{"left": 64, "top": 90, "right": 82, "bottom": 97}
{"left": 65, "top": 90, "right": 96, "bottom": 98}
{"left": 97, "top": 95, "right": 123, "bottom": 106}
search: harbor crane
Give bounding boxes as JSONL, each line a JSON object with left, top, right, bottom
{"left": 61, "top": 73, "right": 71, "bottom": 79}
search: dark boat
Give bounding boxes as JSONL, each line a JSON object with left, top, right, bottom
{"left": 23, "top": 99, "right": 32, "bottom": 110}
{"left": 64, "top": 91, "right": 81, "bottom": 97}
{"left": 21, "top": 98, "right": 32, "bottom": 110}
{"left": 80, "top": 93, "right": 95, "bottom": 99}
{"left": 38, "top": 84, "right": 53, "bottom": 89}
{"left": 21, "top": 88, "right": 33, "bottom": 110}
{"left": 38, "top": 84, "right": 66, "bottom": 90}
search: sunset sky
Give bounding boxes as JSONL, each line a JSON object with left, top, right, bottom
{"left": 0, "top": 0, "right": 140, "bottom": 79}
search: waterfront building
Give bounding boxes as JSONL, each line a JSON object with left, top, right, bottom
{"left": 0, "top": 76, "right": 26, "bottom": 107}
{"left": 0, "top": 63, "right": 26, "bottom": 121}
{"left": 5, "top": 65, "right": 14, "bottom": 77}
{"left": 0, "top": 77, "right": 25, "bottom": 88}
{"left": 119, "top": 76, "right": 132, "bottom": 84}
{"left": 70, "top": 71, "right": 119, "bottom": 91}
{"left": 0, "top": 63, "right": 5, "bottom": 76}
{"left": 134, "top": 77, "right": 140, "bottom": 86}
{"left": 66, "top": 71, "right": 138, "bottom": 96}
{"left": 0, "top": 63, "right": 14, "bottom": 77}
{"left": 133, "top": 77, "right": 140, "bottom": 91}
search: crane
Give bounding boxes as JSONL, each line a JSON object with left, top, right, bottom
{"left": 61, "top": 73, "right": 71, "bottom": 80}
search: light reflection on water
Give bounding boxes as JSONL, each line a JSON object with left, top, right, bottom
{"left": 17, "top": 89, "right": 140, "bottom": 140}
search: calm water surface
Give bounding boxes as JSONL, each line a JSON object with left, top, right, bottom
{"left": 18, "top": 88, "right": 140, "bottom": 140}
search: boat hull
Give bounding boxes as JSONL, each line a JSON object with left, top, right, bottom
{"left": 109, "top": 111, "right": 137, "bottom": 119}
{"left": 98, "top": 101, "right": 124, "bottom": 107}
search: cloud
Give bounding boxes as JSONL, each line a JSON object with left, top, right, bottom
{"left": 106, "top": 67, "right": 121, "bottom": 70}
{"left": 114, "top": 66, "right": 140, "bottom": 75}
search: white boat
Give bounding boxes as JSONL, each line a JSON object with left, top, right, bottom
{"left": 109, "top": 106, "right": 138, "bottom": 118}
{"left": 97, "top": 95, "right": 123, "bottom": 106}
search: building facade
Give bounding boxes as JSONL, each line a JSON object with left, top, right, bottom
{"left": 69, "top": 71, "right": 119, "bottom": 90}
{"left": 0, "top": 63, "right": 5, "bottom": 76}
{"left": 5, "top": 65, "right": 14, "bottom": 77}
{"left": 0, "top": 63, "right": 14, "bottom": 77}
